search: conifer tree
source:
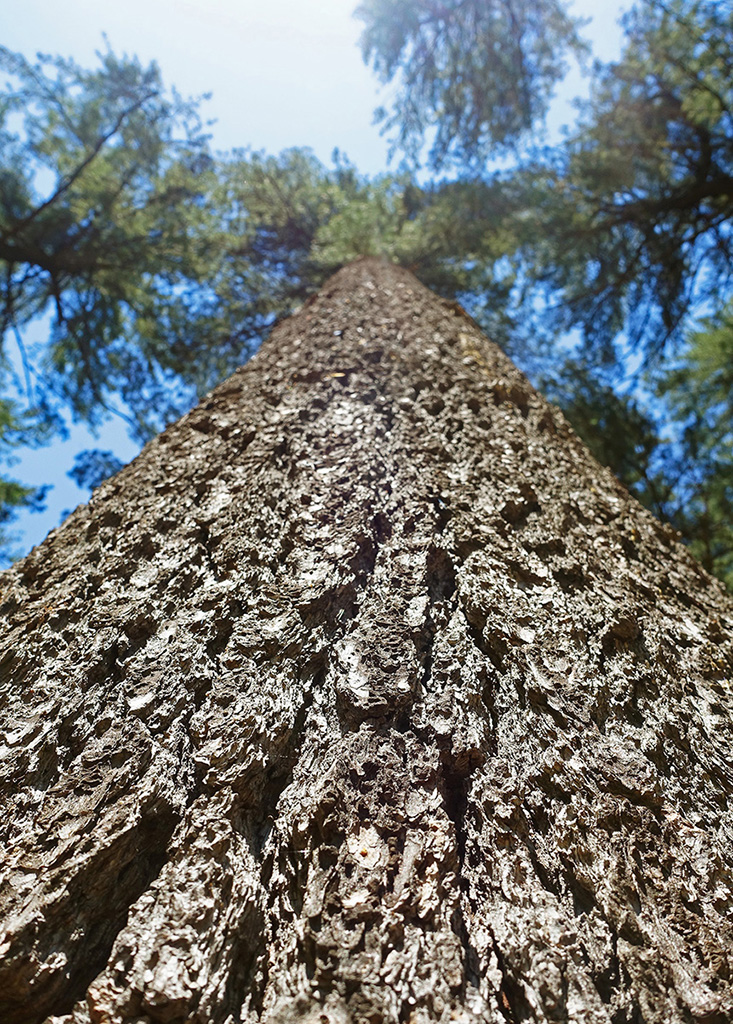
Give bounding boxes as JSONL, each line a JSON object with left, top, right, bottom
{"left": 1, "top": 260, "right": 731, "bottom": 1024}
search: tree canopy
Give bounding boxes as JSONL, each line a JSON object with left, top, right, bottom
{"left": 356, "top": 0, "right": 733, "bottom": 587}
{"left": 0, "top": 46, "right": 214, "bottom": 433}
{"left": 519, "top": 0, "right": 733, "bottom": 356}
{"left": 357, "top": 0, "right": 586, "bottom": 167}
{"left": 0, "top": 0, "right": 732, "bottom": 587}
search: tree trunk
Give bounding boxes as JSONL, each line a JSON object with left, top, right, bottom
{"left": 1, "top": 258, "right": 732, "bottom": 1024}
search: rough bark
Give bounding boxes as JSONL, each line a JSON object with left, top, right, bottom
{"left": 1, "top": 258, "right": 732, "bottom": 1024}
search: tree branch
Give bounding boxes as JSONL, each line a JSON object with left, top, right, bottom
{"left": 0, "top": 91, "right": 158, "bottom": 245}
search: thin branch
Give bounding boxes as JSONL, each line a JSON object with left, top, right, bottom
{"left": 11, "top": 321, "right": 34, "bottom": 403}
{"left": 1, "top": 91, "right": 158, "bottom": 244}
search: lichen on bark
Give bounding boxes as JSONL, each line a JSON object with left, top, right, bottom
{"left": 0, "top": 258, "right": 732, "bottom": 1024}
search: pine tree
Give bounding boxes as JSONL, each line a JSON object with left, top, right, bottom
{"left": 1, "top": 259, "right": 732, "bottom": 1024}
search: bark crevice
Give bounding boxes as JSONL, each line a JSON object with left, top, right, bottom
{"left": 0, "top": 803, "right": 179, "bottom": 1024}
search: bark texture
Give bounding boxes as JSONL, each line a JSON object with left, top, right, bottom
{"left": 1, "top": 258, "right": 732, "bottom": 1024}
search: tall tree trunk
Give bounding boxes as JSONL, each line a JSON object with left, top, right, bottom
{"left": 1, "top": 258, "right": 732, "bottom": 1024}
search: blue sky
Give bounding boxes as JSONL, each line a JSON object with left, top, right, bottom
{"left": 3, "top": 0, "right": 625, "bottom": 556}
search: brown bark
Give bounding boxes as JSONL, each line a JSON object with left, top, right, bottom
{"left": 1, "top": 258, "right": 732, "bottom": 1024}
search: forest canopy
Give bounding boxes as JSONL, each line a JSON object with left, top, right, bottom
{"left": 0, "top": 0, "right": 732, "bottom": 586}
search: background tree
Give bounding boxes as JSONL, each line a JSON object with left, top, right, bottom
{"left": 655, "top": 306, "right": 733, "bottom": 587}
{"left": 2, "top": 0, "right": 733, "bottom": 587}
{"left": 0, "top": 45, "right": 216, "bottom": 433}
{"left": 356, "top": 0, "right": 733, "bottom": 587}
{"left": 357, "top": 0, "right": 587, "bottom": 167}
{"left": 516, "top": 0, "right": 733, "bottom": 356}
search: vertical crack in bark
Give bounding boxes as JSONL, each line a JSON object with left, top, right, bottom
{"left": 0, "top": 804, "right": 179, "bottom": 1024}
{"left": 440, "top": 761, "right": 483, "bottom": 998}
{"left": 492, "top": 942, "right": 535, "bottom": 1024}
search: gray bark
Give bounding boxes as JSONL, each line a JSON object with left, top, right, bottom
{"left": 1, "top": 258, "right": 732, "bottom": 1024}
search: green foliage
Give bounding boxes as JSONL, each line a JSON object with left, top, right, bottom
{"left": 516, "top": 0, "right": 733, "bottom": 356}
{"left": 357, "top": 0, "right": 587, "bottom": 168}
{"left": 356, "top": 0, "right": 733, "bottom": 589}
{"left": 542, "top": 358, "right": 664, "bottom": 500}
{"left": 313, "top": 173, "right": 517, "bottom": 336}
{"left": 0, "top": 43, "right": 219, "bottom": 442}
{"left": 358, "top": 0, "right": 733, "bottom": 357}
{"left": 511, "top": 0, "right": 733, "bottom": 587}
{"left": 0, "top": 396, "right": 51, "bottom": 562}
{"left": 2, "top": 9, "right": 733, "bottom": 590}
{"left": 655, "top": 307, "right": 733, "bottom": 587}
{"left": 68, "top": 448, "right": 124, "bottom": 491}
